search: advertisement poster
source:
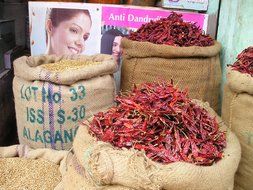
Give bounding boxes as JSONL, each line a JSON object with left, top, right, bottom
{"left": 29, "top": 2, "right": 102, "bottom": 56}
{"left": 29, "top": 2, "right": 208, "bottom": 56}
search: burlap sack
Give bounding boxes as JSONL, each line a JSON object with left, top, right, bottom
{"left": 73, "top": 100, "right": 241, "bottom": 190}
{"left": 222, "top": 67, "right": 253, "bottom": 190}
{"left": 13, "top": 54, "right": 116, "bottom": 150}
{"left": 62, "top": 152, "right": 135, "bottom": 190}
{"left": 121, "top": 38, "right": 221, "bottom": 112}
{"left": 0, "top": 144, "right": 68, "bottom": 190}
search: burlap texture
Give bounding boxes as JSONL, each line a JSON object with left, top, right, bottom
{"left": 121, "top": 38, "right": 221, "bottom": 112}
{"left": 62, "top": 152, "right": 135, "bottom": 190}
{"left": 13, "top": 54, "right": 116, "bottom": 150}
{"left": 14, "top": 54, "right": 116, "bottom": 85}
{"left": 222, "top": 67, "right": 253, "bottom": 190}
{"left": 73, "top": 100, "right": 241, "bottom": 190}
{"left": 226, "top": 68, "right": 253, "bottom": 95}
{"left": 0, "top": 144, "right": 68, "bottom": 164}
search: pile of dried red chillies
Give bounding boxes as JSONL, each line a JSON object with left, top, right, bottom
{"left": 128, "top": 12, "right": 214, "bottom": 47}
{"left": 230, "top": 46, "right": 253, "bottom": 77}
{"left": 88, "top": 82, "right": 226, "bottom": 166}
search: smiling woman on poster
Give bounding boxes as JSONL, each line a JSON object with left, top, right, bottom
{"left": 101, "top": 28, "right": 124, "bottom": 65}
{"left": 101, "top": 28, "right": 124, "bottom": 93}
{"left": 45, "top": 8, "right": 92, "bottom": 55}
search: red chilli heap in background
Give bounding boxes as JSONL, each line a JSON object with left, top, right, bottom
{"left": 230, "top": 46, "right": 253, "bottom": 76}
{"left": 128, "top": 12, "right": 214, "bottom": 47}
{"left": 88, "top": 81, "right": 226, "bottom": 166}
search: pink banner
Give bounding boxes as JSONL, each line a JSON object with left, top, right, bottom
{"left": 102, "top": 6, "right": 206, "bottom": 30}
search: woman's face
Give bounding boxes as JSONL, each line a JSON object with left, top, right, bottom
{"left": 49, "top": 13, "right": 91, "bottom": 55}
{"left": 112, "top": 36, "right": 123, "bottom": 62}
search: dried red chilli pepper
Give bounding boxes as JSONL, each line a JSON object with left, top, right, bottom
{"left": 230, "top": 46, "right": 253, "bottom": 77}
{"left": 128, "top": 12, "right": 214, "bottom": 47}
{"left": 86, "top": 81, "right": 226, "bottom": 166}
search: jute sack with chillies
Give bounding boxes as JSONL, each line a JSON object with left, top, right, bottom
{"left": 73, "top": 112, "right": 240, "bottom": 190}
{"left": 72, "top": 82, "right": 241, "bottom": 190}
{"left": 13, "top": 54, "right": 116, "bottom": 150}
{"left": 222, "top": 47, "right": 253, "bottom": 190}
{"left": 121, "top": 13, "right": 221, "bottom": 112}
